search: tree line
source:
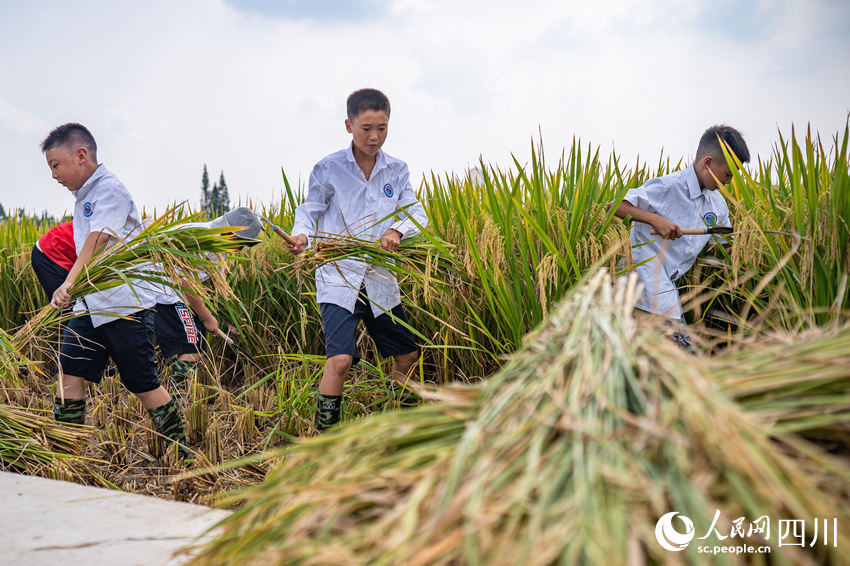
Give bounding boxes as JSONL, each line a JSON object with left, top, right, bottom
{"left": 200, "top": 165, "right": 230, "bottom": 217}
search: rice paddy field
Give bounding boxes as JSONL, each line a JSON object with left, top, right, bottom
{"left": 1, "top": 125, "right": 848, "bottom": 565}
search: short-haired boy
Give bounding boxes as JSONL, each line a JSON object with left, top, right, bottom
{"left": 614, "top": 125, "right": 750, "bottom": 324}
{"left": 42, "top": 123, "right": 188, "bottom": 458}
{"left": 286, "top": 88, "right": 429, "bottom": 432}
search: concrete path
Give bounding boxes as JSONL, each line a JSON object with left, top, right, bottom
{"left": 0, "top": 471, "right": 231, "bottom": 566}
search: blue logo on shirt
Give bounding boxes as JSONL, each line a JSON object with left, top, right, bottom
{"left": 383, "top": 183, "right": 393, "bottom": 198}
{"left": 703, "top": 212, "right": 718, "bottom": 226}
{"left": 83, "top": 202, "right": 94, "bottom": 217}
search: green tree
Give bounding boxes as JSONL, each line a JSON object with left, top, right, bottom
{"left": 217, "top": 171, "right": 230, "bottom": 214}
{"left": 200, "top": 164, "right": 210, "bottom": 213}
{"left": 200, "top": 166, "right": 231, "bottom": 217}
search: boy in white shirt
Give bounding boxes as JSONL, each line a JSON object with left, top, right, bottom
{"left": 614, "top": 125, "right": 750, "bottom": 326}
{"left": 287, "top": 88, "right": 428, "bottom": 432}
{"left": 43, "top": 123, "right": 188, "bottom": 459}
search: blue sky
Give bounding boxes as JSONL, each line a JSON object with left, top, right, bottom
{"left": 1, "top": 0, "right": 848, "bottom": 217}
{"left": 224, "top": 0, "right": 391, "bottom": 20}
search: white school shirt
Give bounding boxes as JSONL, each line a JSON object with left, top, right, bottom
{"left": 291, "top": 145, "right": 429, "bottom": 316}
{"left": 71, "top": 165, "right": 157, "bottom": 327}
{"left": 623, "top": 165, "right": 730, "bottom": 320}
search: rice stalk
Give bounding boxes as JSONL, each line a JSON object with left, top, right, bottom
{"left": 0, "top": 404, "right": 110, "bottom": 486}
{"left": 189, "top": 272, "right": 849, "bottom": 565}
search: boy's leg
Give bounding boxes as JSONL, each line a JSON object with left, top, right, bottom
{"left": 316, "top": 301, "right": 364, "bottom": 432}
{"left": 363, "top": 302, "right": 421, "bottom": 404}
{"left": 319, "top": 354, "right": 354, "bottom": 396}
{"left": 170, "top": 354, "right": 202, "bottom": 383}
{"left": 136, "top": 386, "right": 173, "bottom": 409}
{"left": 316, "top": 354, "right": 353, "bottom": 433}
{"left": 55, "top": 316, "right": 110, "bottom": 424}
{"left": 154, "top": 302, "right": 205, "bottom": 389}
{"left": 107, "top": 311, "right": 188, "bottom": 458}
{"left": 391, "top": 350, "right": 419, "bottom": 385}
{"left": 54, "top": 375, "right": 87, "bottom": 424}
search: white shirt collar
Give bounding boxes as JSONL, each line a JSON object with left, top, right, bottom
{"left": 73, "top": 164, "right": 108, "bottom": 200}
{"left": 685, "top": 164, "right": 704, "bottom": 200}
{"left": 345, "top": 143, "right": 388, "bottom": 174}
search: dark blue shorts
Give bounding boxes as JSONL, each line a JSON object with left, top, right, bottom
{"left": 59, "top": 310, "right": 161, "bottom": 394}
{"left": 154, "top": 302, "right": 207, "bottom": 358}
{"left": 320, "top": 293, "right": 418, "bottom": 364}
{"left": 31, "top": 245, "right": 69, "bottom": 299}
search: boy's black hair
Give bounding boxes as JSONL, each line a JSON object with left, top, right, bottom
{"left": 346, "top": 88, "right": 390, "bottom": 121}
{"left": 41, "top": 123, "right": 98, "bottom": 160}
{"left": 696, "top": 125, "right": 750, "bottom": 163}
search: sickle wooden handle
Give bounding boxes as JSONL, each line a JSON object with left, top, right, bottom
{"left": 272, "top": 226, "right": 298, "bottom": 246}
{"left": 650, "top": 227, "right": 707, "bottom": 235}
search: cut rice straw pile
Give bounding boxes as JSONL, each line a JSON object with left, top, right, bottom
{"left": 0, "top": 405, "right": 109, "bottom": 486}
{"left": 190, "top": 271, "right": 849, "bottom": 566}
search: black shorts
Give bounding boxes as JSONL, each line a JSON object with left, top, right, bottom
{"left": 31, "top": 245, "right": 69, "bottom": 299}
{"left": 154, "top": 302, "right": 207, "bottom": 358}
{"left": 320, "top": 291, "right": 418, "bottom": 364}
{"left": 59, "top": 310, "right": 160, "bottom": 394}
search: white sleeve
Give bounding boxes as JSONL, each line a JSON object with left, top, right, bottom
{"left": 291, "top": 164, "right": 333, "bottom": 246}
{"left": 623, "top": 177, "right": 666, "bottom": 212}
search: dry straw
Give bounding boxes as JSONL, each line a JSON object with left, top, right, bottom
{"left": 189, "top": 272, "right": 849, "bottom": 565}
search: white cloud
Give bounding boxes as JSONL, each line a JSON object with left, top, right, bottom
{"left": 0, "top": 98, "right": 48, "bottom": 135}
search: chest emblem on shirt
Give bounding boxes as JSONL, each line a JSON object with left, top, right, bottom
{"left": 83, "top": 202, "right": 94, "bottom": 217}
{"left": 703, "top": 212, "right": 718, "bottom": 226}
{"left": 383, "top": 183, "right": 394, "bottom": 198}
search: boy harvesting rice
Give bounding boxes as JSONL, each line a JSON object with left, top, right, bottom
{"left": 286, "top": 88, "right": 428, "bottom": 432}
{"left": 613, "top": 125, "right": 750, "bottom": 339}
{"left": 43, "top": 123, "right": 188, "bottom": 458}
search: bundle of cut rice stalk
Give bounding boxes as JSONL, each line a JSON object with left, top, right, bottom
{"left": 10, "top": 208, "right": 247, "bottom": 356}
{"left": 190, "top": 272, "right": 849, "bottom": 566}
{"left": 292, "top": 233, "right": 459, "bottom": 292}
{"left": 0, "top": 405, "right": 109, "bottom": 486}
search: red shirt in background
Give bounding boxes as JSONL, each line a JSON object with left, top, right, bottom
{"left": 38, "top": 221, "right": 77, "bottom": 271}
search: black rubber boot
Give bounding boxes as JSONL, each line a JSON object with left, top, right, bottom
{"left": 54, "top": 397, "right": 86, "bottom": 424}
{"left": 314, "top": 393, "right": 342, "bottom": 433}
{"left": 170, "top": 359, "right": 199, "bottom": 385}
{"left": 148, "top": 399, "right": 189, "bottom": 460}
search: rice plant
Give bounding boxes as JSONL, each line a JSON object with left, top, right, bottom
{"left": 0, "top": 123, "right": 846, "bottom": 539}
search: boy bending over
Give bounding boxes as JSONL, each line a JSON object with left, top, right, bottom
{"left": 43, "top": 123, "right": 188, "bottom": 458}
{"left": 614, "top": 125, "right": 750, "bottom": 322}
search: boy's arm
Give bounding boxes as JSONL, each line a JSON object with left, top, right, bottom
{"left": 613, "top": 201, "right": 683, "bottom": 240}
{"left": 51, "top": 231, "right": 111, "bottom": 308}
{"left": 182, "top": 286, "right": 219, "bottom": 334}
{"left": 287, "top": 166, "right": 332, "bottom": 255}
